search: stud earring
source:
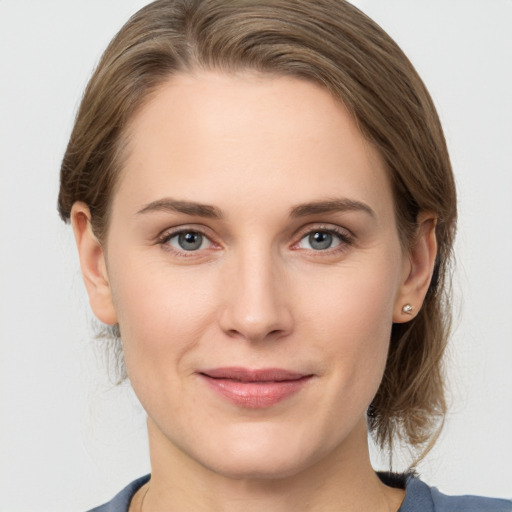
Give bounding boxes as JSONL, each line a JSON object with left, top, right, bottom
{"left": 402, "top": 304, "right": 414, "bottom": 315}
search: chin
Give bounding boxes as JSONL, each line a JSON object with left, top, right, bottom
{"left": 202, "top": 450, "right": 312, "bottom": 481}
{"left": 189, "top": 425, "right": 335, "bottom": 481}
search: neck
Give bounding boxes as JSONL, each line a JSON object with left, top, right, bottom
{"left": 141, "top": 418, "right": 404, "bottom": 512}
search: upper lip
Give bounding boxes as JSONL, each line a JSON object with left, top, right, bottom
{"left": 199, "top": 367, "right": 310, "bottom": 382}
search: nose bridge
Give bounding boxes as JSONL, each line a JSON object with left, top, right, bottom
{"left": 220, "top": 241, "right": 292, "bottom": 341}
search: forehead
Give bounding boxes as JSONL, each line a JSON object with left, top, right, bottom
{"left": 116, "top": 71, "right": 394, "bottom": 222}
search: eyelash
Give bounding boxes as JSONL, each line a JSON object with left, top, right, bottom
{"left": 157, "top": 225, "right": 354, "bottom": 257}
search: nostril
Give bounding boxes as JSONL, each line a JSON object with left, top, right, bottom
{"left": 223, "top": 327, "right": 286, "bottom": 342}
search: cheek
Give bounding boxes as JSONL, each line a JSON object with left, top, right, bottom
{"left": 108, "top": 256, "right": 218, "bottom": 373}
{"left": 298, "top": 255, "right": 401, "bottom": 397}
{"left": 301, "top": 254, "right": 400, "bottom": 339}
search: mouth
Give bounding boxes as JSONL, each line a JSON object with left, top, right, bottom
{"left": 197, "top": 367, "right": 314, "bottom": 408}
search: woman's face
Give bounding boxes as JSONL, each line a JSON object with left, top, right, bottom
{"left": 90, "top": 71, "right": 414, "bottom": 478}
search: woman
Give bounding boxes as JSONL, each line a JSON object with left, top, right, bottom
{"left": 57, "top": 1, "right": 511, "bottom": 511}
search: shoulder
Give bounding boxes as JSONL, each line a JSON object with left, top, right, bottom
{"left": 85, "top": 473, "right": 511, "bottom": 512}
{"left": 401, "top": 476, "right": 512, "bottom": 512}
{"left": 85, "top": 475, "right": 150, "bottom": 512}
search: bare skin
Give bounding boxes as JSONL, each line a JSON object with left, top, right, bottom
{"left": 72, "top": 71, "right": 436, "bottom": 512}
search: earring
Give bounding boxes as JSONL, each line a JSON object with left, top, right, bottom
{"left": 402, "top": 304, "right": 414, "bottom": 315}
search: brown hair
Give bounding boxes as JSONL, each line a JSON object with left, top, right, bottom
{"left": 59, "top": 0, "right": 457, "bottom": 464}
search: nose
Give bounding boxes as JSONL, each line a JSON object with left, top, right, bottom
{"left": 219, "top": 247, "right": 294, "bottom": 343}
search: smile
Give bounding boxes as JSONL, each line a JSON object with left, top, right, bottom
{"left": 198, "top": 367, "right": 314, "bottom": 408}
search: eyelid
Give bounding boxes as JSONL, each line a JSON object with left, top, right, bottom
{"left": 293, "top": 223, "right": 353, "bottom": 241}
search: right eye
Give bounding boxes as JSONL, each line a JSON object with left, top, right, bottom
{"left": 163, "top": 230, "right": 213, "bottom": 252}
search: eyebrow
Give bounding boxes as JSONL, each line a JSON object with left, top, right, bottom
{"left": 136, "top": 198, "right": 223, "bottom": 219}
{"left": 136, "top": 197, "right": 375, "bottom": 220}
{"left": 290, "top": 198, "right": 375, "bottom": 219}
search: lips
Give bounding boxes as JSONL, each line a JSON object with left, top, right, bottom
{"left": 198, "top": 367, "right": 313, "bottom": 408}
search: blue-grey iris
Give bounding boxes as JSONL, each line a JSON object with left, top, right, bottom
{"left": 309, "top": 231, "right": 332, "bottom": 250}
{"left": 178, "top": 232, "right": 203, "bottom": 251}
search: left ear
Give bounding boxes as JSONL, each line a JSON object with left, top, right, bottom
{"left": 393, "top": 212, "right": 437, "bottom": 323}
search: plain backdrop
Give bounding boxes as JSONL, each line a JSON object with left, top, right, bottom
{"left": 0, "top": 1, "right": 511, "bottom": 510}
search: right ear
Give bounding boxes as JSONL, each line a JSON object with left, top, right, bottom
{"left": 70, "top": 202, "right": 118, "bottom": 325}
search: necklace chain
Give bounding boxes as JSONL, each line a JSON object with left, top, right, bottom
{"left": 136, "top": 481, "right": 402, "bottom": 512}
{"left": 138, "top": 484, "right": 150, "bottom": 512}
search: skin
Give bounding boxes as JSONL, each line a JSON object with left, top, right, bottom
{"left": 72, "top": 71, "right": 437, "bottom": 512}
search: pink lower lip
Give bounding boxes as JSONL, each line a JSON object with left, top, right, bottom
{"left": 198, "top": 369, "right": 312, "bottom": 408}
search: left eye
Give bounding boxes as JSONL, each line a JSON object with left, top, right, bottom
{"left": 166, "top": 231, "right": 211, "bottom": 251}
{"left": 297, "top": 230, "right": 343, "bottom": 251}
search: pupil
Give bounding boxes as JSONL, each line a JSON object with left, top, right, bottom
{"left": 179, "top": 232, "right": 202, "bottom": 250}
{"left": 309, "top": 231, "right": 332, "bottom": 250}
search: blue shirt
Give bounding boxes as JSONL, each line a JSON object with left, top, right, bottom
{"left": 87, "top": 474, "right": 511, "bottom": 512}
